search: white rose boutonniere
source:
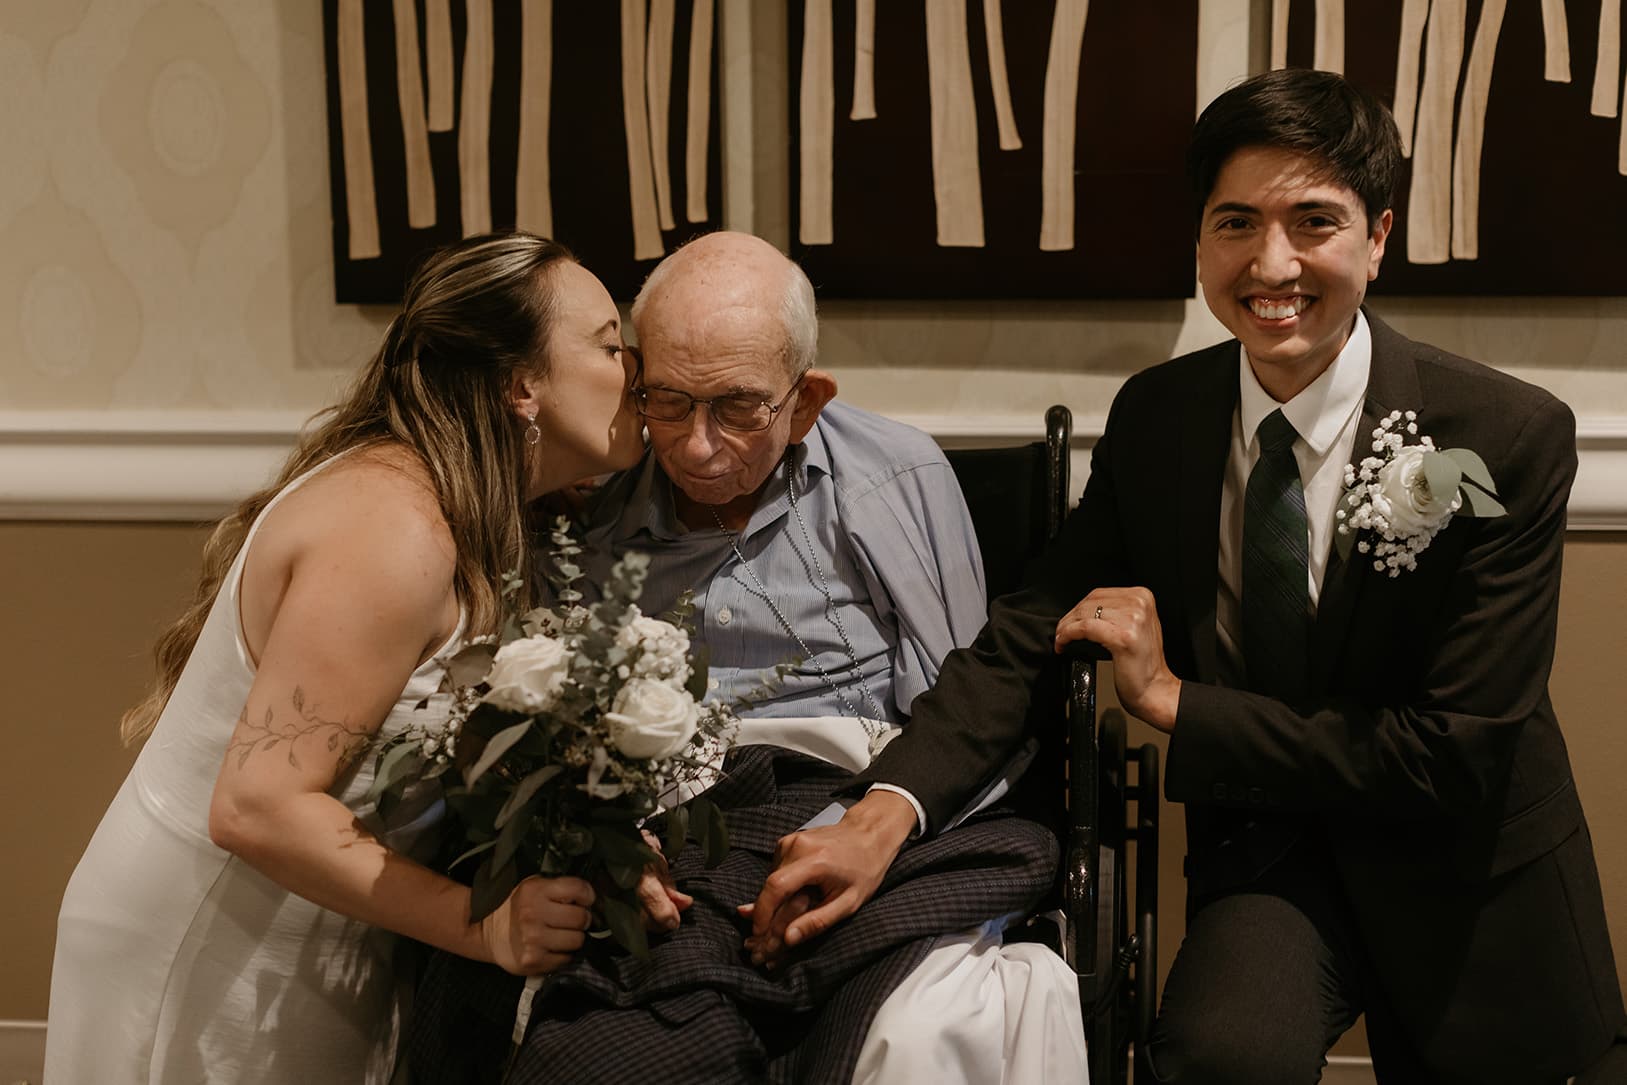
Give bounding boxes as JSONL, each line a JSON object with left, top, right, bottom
{"left": 1337, "top": 410, "right": 1506, "bottom": 576}
{"left": 603, "top": 677, "right": 701, "bottom": 759}
{"left": 481, "top": 634, "right": 570, "bottom": 713}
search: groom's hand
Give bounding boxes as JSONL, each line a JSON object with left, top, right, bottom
{"left": 740, "top": 790, "right": 916, "bottom": 968}
{"left": 1055, "top": 586, "right": 1182, "bottom": 732}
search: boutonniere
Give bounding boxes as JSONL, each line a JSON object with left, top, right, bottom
{"left": 1336, "top": 410, "right": 1506, "bottom": 576}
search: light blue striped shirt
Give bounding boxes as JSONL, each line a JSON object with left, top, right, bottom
{"left": 580, "top": 400, "right": 988, "bottom": 723}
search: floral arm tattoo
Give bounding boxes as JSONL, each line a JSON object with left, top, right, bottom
{"left": 227, "top": 686, "right": 372, "bottom": 773}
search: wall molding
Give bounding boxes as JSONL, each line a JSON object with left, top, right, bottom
{"left": 3, "top": 408, "right": 1625, "bottom": 530}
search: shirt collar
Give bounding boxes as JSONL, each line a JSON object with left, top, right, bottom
{"left": 1237, "top": 309, "right": 1371, "bottom": 455}
{"left": 592, "top": 416, "right": 834, "bottom": 544}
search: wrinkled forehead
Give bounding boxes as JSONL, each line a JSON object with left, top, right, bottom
{"left": 638, "top": 299, "right": 789, "bottom": 394}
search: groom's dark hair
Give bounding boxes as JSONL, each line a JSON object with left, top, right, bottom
{"left": 1186, "top": 68, "right": 1401, "bottom": 232}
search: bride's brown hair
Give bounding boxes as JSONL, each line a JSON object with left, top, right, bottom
{"left": 122, "top": 232, "right": 576, "bottom": 744}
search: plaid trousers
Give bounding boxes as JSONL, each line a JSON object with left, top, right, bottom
{"left": 406, "top": 746, "right": 1059, "bottom": 1085}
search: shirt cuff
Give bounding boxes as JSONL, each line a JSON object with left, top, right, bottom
{"left": 867, "top": 783, "right": 928, "bottom": 836}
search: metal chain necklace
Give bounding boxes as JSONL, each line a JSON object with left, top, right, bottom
{"left": 710, "top": 453, "right": 890, "bottom": 750}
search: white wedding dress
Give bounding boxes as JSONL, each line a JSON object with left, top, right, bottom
{"left": 46, "top": 457, "right": 459, "bottom": 1085}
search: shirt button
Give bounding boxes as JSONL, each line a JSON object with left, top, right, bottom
{"left": 708, "top": 678, "right": 720, "bottom": 690}
{"left": 716, "top": 606, "right": 732, "bottom": 626}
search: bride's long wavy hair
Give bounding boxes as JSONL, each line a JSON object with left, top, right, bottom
{"left": 121, "top": 232, "right": 576, "bottom": 744}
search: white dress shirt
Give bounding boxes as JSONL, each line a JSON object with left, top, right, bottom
{"left": 1215, "top": 312, "right": 1372, "bottom": 687}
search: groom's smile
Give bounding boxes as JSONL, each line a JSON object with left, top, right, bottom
{"left": 1197, "top": 144, "right": 1392, "bottom": 401}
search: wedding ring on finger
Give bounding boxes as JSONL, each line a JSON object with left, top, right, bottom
{"left": 1093, "top": 605, "right": 1104, "bottom": 620}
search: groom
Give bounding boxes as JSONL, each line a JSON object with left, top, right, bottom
{"left": 755, "top": 69, "right": 1624, "bottom": 1082}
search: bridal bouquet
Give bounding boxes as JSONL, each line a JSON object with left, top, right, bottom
{"left": 368, "top": 519, "right": 736, "bottom": 956}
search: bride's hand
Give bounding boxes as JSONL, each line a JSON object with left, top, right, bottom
{"left": 480, "top": 875, "right": 596, "bottom": 975}
{"left": 636, "top": 829, "right": 693, "bottom": 933}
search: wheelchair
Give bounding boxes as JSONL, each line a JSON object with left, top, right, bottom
{"left": 944, "top": 405, "right": 1161, "bottom": 1085}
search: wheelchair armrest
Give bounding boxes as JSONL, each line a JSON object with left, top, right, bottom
{"left": 1059, "top": 639, "right": 1111, "bottom": 664}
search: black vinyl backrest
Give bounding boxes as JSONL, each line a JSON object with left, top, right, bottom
{"left": 944, "top": 405, "right": 1073, "bottom": 601}
{"left": 945, "top": 443, "right": 1051, "bottom": 602}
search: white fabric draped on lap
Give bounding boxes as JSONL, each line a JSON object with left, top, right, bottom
{"left": 706, "top": 715, "right": 1090, "bottom": 1085}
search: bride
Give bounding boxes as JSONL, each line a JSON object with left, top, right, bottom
{"left": 46, "top": 233, "right": 652, "bottom": 1084}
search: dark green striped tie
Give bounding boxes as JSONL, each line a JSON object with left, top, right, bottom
{"left": 1243, "top": 409, "right": 1310, "bottom": 702}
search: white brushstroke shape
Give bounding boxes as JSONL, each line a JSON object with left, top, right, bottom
{"left": 622, "top": 0, "right": 664, "bottom": 259}
{"left": 1407, "top": 0, "right": 1464, "bottom": 264}
{"left": 647, "top": 0, "right": 677, "bottom": 230}
{"left": 1451, "top": 0, "right": 1505, "bottom": 260}
{"left": 426, "top": 0, "right": 454, "bottom": 131}
{"left": 686, "top": 0, "right": 715, "bottom": 221}
{"left": 926, "top": 0, "right": 984, "bottom": 246}
{"left": 1592, "top": 0, "right": 1621, "bottom": 117}
{"left": 516, "top": 0, "right": 553, "bottom": 236}
{"left": 337, "top": 0, "right": 379, "bottom": 259}
{"left": 393, "top": 0, "right": 436, "bottom": 229}
{"left": 1314, "top": 0, "right": 1345, "bottom": 73}
{"left": 852, "top": 0, "right": 876, "bottom": 120}
{"left": 1040, "top": 0, "right": 1088, "bottom": 251}
{"left": 1394, "top": 0, "right": 1430, "bottom": 157}
{"left": 1541, "top": 0, "right": 1571, "bottom": 82}
{"left": 459, "top": 0, "right": 494, "bottom": 235}
{"left": 799, "top": 0, "right": 834, "bottom": 244}
{"left": 984, "top": 0, "right": 1021, "bottom": 149}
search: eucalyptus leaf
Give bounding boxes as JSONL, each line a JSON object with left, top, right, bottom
{"left": 469, "top": 855, "right": 520, "bottom": 924}
{"left": 494, "top": 765, "right": 563, "bottom": 829}
{"left": 605, "top": 861, "right": 645, "bottom": 889}
{"left": 592, "top": 824, "right": 657, "bottom": 872}
{"left": 664, "top": 804, "right": 690, "bottom": 859}
{"left": 365, "top": 741, "right": 421, "bottom": 806}
{"left": 444, "top": 642, "right": 498, "bottom": 688}
{"left": 689, "top": 797, "right": 730, "bottom": 868}
{"left": 463, "top": 718, "right": 534, "bottom": 788}
{"left": 601, "top": 893, "right": 650, "bottom": 958}
{"left": 1419, "top": 451, "right": 1463, "bottom": 509}
{"left": 493, "top": 788, "right": 543, "bottom": 871}
{"left": 1440, "top": 447, "right": 1499, "bottom": 496}
{"left": 1458, "top": 480, "right": 1507, "bottom": 518}
{"left": 448, "top": 838, "right": 497, "bottom": 872}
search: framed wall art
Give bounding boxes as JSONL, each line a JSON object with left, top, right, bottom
{"left": 788, "top": 0, "right": 1200, "bottom": 299}
{"left": 323, "top": 0, "right": 722, "bottom": 303}
{"left": 1273, "top": 0, "right": 1627, "bottom": 295}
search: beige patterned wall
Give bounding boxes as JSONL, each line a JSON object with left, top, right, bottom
{"left": 2, "top": 0, "right": 1624, "bottom": 425}
{"left": 0, "top": 0, "right": 389, "bottom": 412}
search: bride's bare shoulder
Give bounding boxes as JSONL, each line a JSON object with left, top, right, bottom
{"left": 257, "top": 442, "right": 456, "bottom": 583}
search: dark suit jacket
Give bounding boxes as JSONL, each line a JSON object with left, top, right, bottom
{"left": 860, "top": 311, "right": 1623, "bottom": 1076}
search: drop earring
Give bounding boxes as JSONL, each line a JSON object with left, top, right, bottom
{"left": 524, "top": 411, "right": 541, "bottom": 447}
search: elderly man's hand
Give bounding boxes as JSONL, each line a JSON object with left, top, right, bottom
{"left": 739, "top": 790, "right": 917, "bottom": 968}
{"left": 636, "top": 829, "right": 693, "bottom": 933}
{"left": 1055, "top": 586, "right": 1181, "bottom": 732}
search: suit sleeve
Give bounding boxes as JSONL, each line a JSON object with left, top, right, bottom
{"left": 851, "top": 387, "right": 1139, "bottom": 830}
{"left": 1167, "top": 395, "right": 1577, "bottom": 820}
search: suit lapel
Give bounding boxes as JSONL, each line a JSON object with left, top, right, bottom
{"left": 1311, "top": 311, "right": 1424, "bottom": 691}
{"left": 1177, "top": 345, "right": 1239, "bottom": 684}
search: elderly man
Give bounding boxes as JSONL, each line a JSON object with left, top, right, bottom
{"left": 406, "top": 232, "right": 1082, "bottom": 1084}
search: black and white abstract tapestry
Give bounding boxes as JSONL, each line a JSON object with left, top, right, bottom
{"left": 323, "top": 0, "right": 721, "bottom": 303}
{"left": 1273, "top": 0, "right": 1627, "bottom": 295}
{"left": 789, "top": 0, "right": 1200, "bottom": 300}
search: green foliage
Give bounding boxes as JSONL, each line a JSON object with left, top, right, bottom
{"left": 363, "top": 520, "right": 739, "bottom": 958}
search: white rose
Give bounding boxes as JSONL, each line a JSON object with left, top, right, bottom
{"left": 482, "top": 634, "right": 571, "bottom": 713}
{"left": 1372, "top": 447, "right": 1461, "bottom": 538}
{"left": 603, "top": 677, "right": 699, "bottom": 760}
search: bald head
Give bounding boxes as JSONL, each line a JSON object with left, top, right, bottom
{"left": 631, "top": 232, "right": 817, "bottom": 378}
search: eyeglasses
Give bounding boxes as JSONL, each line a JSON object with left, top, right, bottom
{"left": 631, "top": 369, "right": 804, "bottom": 433}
